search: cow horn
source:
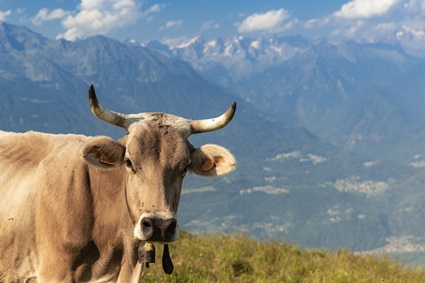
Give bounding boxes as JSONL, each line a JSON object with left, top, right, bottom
{"left": 191, "top": 102, "right": 237, "bottom": 134}
{"left": 88, "top": 84, "right": 128, "bottom": 129}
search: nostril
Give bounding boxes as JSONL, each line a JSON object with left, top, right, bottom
{"left": 141, "top": 218, "right": 154, "bottom": 241}
{"left": 142, "top": 219, "right": 152, "bottom": 229}
{"left": 169, "top": 219, "right": 177, "bottom": 230}
{"left": 165, "top": 219, "right": 177, "bottom": 238}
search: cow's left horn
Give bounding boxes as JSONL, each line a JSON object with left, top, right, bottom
{"left": 88, "top": 84, "right": 128, "bottom": 129}
{"left": 191, "top": 102, "right": 236, "bottom": 134}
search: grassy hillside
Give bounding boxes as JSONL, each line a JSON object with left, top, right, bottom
{"left": 140, "top": 232, "right": 425, "bottom": 283}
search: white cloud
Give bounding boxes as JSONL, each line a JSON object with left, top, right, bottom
{"left": 57, "top": 0, "right": 141, "bottom": 41}
{"left": 0, "top": 10, "right": 11, "bottom": 21}
{"left": 332, "top": 20, "right": 365, "bottom": 39}
{"left": 32, "top": 8, "right": 71, "bottom": 26}
{"left": 140, "top": 4, "right": 164, "bottom": 23}
{"left": 238, "top": 9, "right": 290, "bottom": 33}
{"left": 143, "top": 4, "right": 163, "bottom": 15}
{"left": 159, "top": 20, "right": 183, "bottom": 31}
{"left": 395, "top": 24, "right": 425, "bottom": 55}
{"left": 404, "top": 0, "right": 425, "bottom": 13}
{"left": 335, "top": 0, "right": 399, "bottom": 19}
{"left": 201, "top": 20, "right": 220, "bottom": 31}
{"left": 161, "top": 36, "right": 189, "bottom": 47}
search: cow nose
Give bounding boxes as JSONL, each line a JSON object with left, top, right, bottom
{"left": 141, "top": 217, "right": 178, "bottom": 242}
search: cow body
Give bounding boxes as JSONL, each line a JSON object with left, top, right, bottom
{"left": 0, "top": 131, "right": 133, "bottom": 282}
{"left": 0, "top": 85, "right": 236, "bottom": 282}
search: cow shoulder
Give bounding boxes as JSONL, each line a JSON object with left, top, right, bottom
{"left": 80, "top": 136, "right": 125, "bottom": 169}
{"left": 189, "top": 144, "right": 236, "bottom": 177}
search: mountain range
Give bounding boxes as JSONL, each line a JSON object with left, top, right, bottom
{"left": 143, "top": 35, "right": 425, "bottom": 163}
{"left": 2, "top": 21, "right": 425, "bottom": 263}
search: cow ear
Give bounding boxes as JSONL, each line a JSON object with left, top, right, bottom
{"left": 80, "top": 136, "right": 125, "bottom": 170}
{"left": 189, "top": 144, "right": 236, "bottom": 177}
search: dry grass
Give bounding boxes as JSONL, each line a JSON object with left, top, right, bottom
{"left": 139, "top": 232, "right": 425, "bottom": 283}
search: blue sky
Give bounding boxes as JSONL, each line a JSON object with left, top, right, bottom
{"left": 1, "top": 0, "right": 425, "bottom": 52}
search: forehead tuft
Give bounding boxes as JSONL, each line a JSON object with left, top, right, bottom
{"left": 127, "top": 113, "right": 192, "bottom": 137}
{"left": 125, "top": 118, "right": 190, "bottom": 164}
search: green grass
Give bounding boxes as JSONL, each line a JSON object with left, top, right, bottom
{"left": 139, "top": 232, "right": 425, "bottom": 282}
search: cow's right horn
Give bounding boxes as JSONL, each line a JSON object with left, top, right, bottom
{"left": 88, "top": 84, "right": 128, "bottom": 129}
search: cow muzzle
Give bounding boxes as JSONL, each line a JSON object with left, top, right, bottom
{"left": 134, "top": 212, "right": 179, "bottom": 243}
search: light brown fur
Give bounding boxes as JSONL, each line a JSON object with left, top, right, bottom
{"left": 0, "top": 118, "right": 235, "bottom": 282}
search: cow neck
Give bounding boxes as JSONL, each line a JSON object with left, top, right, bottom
{"left": 123, "top": 176, "right": 148, "bottom": 280}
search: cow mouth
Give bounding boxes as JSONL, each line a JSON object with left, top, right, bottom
{"left": 138, "top": 242, "right": 174, "bottom": 274}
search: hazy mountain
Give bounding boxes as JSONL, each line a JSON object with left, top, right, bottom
{"left": 2, "top": 22, "right": 425, "bottom": 257}
{"left": 146, "top": 35, "right": 425, "bottom": 163}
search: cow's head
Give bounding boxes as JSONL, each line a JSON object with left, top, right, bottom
{"left": 80, "top": 85, "right": 236, "bottom": 243}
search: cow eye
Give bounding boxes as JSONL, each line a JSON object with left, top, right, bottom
{"left": 124, "top": 158, "right": 135, "bottom": 173}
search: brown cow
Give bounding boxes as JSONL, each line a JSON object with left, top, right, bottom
{"left": 0, "top": 85, "right": 236, "bottom": 282}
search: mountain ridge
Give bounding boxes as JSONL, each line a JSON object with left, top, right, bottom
{"left": 143, "top": 33, "right": 425, "bottom": 163}
{"left": 2, "top": 22, "right": 425, "bottom": 259}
